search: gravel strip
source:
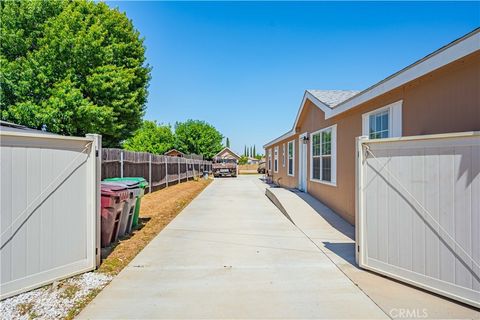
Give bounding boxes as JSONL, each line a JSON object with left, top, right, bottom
{"left": 0, "top": 272, "right": 112, "bottom": 320}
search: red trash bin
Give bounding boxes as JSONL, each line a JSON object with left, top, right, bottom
{"left": 100, "top": 182, "right": 129, "bottom": 247}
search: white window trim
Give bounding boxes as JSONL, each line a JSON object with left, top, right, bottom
{"left": 309, "top": 124, "right": 337, "bottom": 186}
{"left": 287, "top": 140, "right": 295, "bottom": 177}
{"left": 274, "top": 146, "right": 279, "bottom": 173}
{"left": 282, "top": 143, "right": 286, "bottom": 167}
{"left": 362, "top": 100, "right": 402, "bottom": 138}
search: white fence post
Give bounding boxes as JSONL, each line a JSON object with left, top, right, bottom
{"left": 148, "top": 154, "right": 152, "bottom": 194}
{"left": 86, "top": 134, "right": 102, "bottom": 268}
{"left": 120, "top": 150, "right": 124, "bottom": 178}
{"left": 355, "top": 135, "right": 368, "bottom": 265}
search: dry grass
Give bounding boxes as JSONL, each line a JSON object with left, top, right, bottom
{"left": 98, "top": 178, "right": 212, "bottom": 275}
{"left": 64, "top": 288, "right": 101, "bottom": 320}
{"left": 60, "top": 283, "right": 81, "bottom": 300}
{"left": 16, "top": 302, "right": 34, "bottom": 316}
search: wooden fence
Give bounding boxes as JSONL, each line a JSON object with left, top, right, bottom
{"left": 102, "top": 149, "right": 212, "bottom": 193}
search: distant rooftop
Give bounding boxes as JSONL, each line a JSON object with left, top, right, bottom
{"left": 306, "top": 90, "right": 360, "bottom": 108}
{"left": 0, "top": 121, "right": 55, "bottom": 135}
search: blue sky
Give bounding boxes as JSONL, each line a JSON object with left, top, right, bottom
{"left": 107, "top": 1, "right": 479, "bottom": 155}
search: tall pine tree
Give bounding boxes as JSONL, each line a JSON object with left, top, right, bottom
{"left": 226, "top": 137, "right": 230, "bottom": 148}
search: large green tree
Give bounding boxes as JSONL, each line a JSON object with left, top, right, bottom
{"left": 0, "top": 0, "right": 151, "bottom": 146}
{"left": 174, "top": 120, "right": 223, "bottom": 159}
{"left": 123, "top": 120, "right": 173, "bottom": 154}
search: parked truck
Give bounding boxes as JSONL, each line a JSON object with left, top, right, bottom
{"left": 212, "top": 158, "right": 238, "bottom": 177}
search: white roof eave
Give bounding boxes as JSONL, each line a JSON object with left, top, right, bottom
{"left": 263, "top": 130, "right": 296, "bottom": 149}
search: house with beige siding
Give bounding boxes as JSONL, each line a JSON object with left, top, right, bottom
{"left": 214, "top": 147, "right": 241, "bottom": 161}
{"left": 264, "top": 29, "right": 480, "bottom": 225}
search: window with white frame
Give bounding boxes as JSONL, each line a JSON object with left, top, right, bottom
{"left": 274, "top": 146, "right": 278, "bottom": 172}
{"left": 362, "top": 101, "right": 402, "bottom": 139}
{"left": 310, "top": 125, "right": 336, "bottom": 184}
{"left": 282, "top": 143, "right": 286, "bottom": 167}
{"left": 287, "top": 140, "right": 295, "bottom": 176}
{"left": 368, "top": 110, "right": 389, "bottom": 139}
{"left": 268, "top": 149, "right": 272, "bottom": 171}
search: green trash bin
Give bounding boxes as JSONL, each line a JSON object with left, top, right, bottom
{"left": 103, "top": 177, "right": 148, "bottom": 228}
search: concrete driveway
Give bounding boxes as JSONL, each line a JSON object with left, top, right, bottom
{"left": 79, "top": 175, "right": 387, "bottom": 319}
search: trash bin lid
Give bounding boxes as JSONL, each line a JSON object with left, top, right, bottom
{"left": 103, "top": 177, "right": 143, "bottom": 188}
{"left": 103, "top": 179, "right": 139, "bottom": 189}
{"left": 101, "top": 183, "right": 129, "bottom": 201}
{"left": 101, "top": 182, "right": 128, "bottom": 196}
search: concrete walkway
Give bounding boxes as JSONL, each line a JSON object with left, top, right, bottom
{"left": 79, "top": 175, "right": 387, "bottom": 319}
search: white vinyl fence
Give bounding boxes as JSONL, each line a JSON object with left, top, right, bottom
{"left": 0, "top": 131, "right": 100, "bottom": 300}
{"left": 356, "top": 132, "right": 480, "bottom": 308}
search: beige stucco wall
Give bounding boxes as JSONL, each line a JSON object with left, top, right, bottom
{"left": 266, "top": 134, "right": 299, "bottom": 189}
{"left": 265, "top": 51, "right": 480, "bottom": 225}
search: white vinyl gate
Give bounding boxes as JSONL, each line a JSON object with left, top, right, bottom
{"left": 356, "top": 132, "right": 480, "bottom": 308}
{"left": 1, "top": 131, "right": 100, "bottom": 299}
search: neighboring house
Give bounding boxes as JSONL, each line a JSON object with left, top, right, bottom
{"left": 164, "top": 149, "right": 185, "bottom": 157}
{"left": 264, "top": 29, "right": 480, "bottom": 224}
{"left": 247, "top": 157, "right": 260, "bottom": 164}
{"left": 214, "top": 147, "right": 241, "bottom": 162}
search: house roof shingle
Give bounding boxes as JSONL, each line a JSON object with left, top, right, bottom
{"left": 306, "top": 90, "right": 360, "bottom": 108}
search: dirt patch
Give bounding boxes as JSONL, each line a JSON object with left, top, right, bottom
{"left": 239, "top": 170, "right": 261, "bottom": 175}
{"left": 238, "top": 164, "right": 258, "bottom": 170}
{"left": 239, "top": 164, "right": 260, "bottom": 174}
{"left": 98, "top": 178, "right": 211, "bottom": 275}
